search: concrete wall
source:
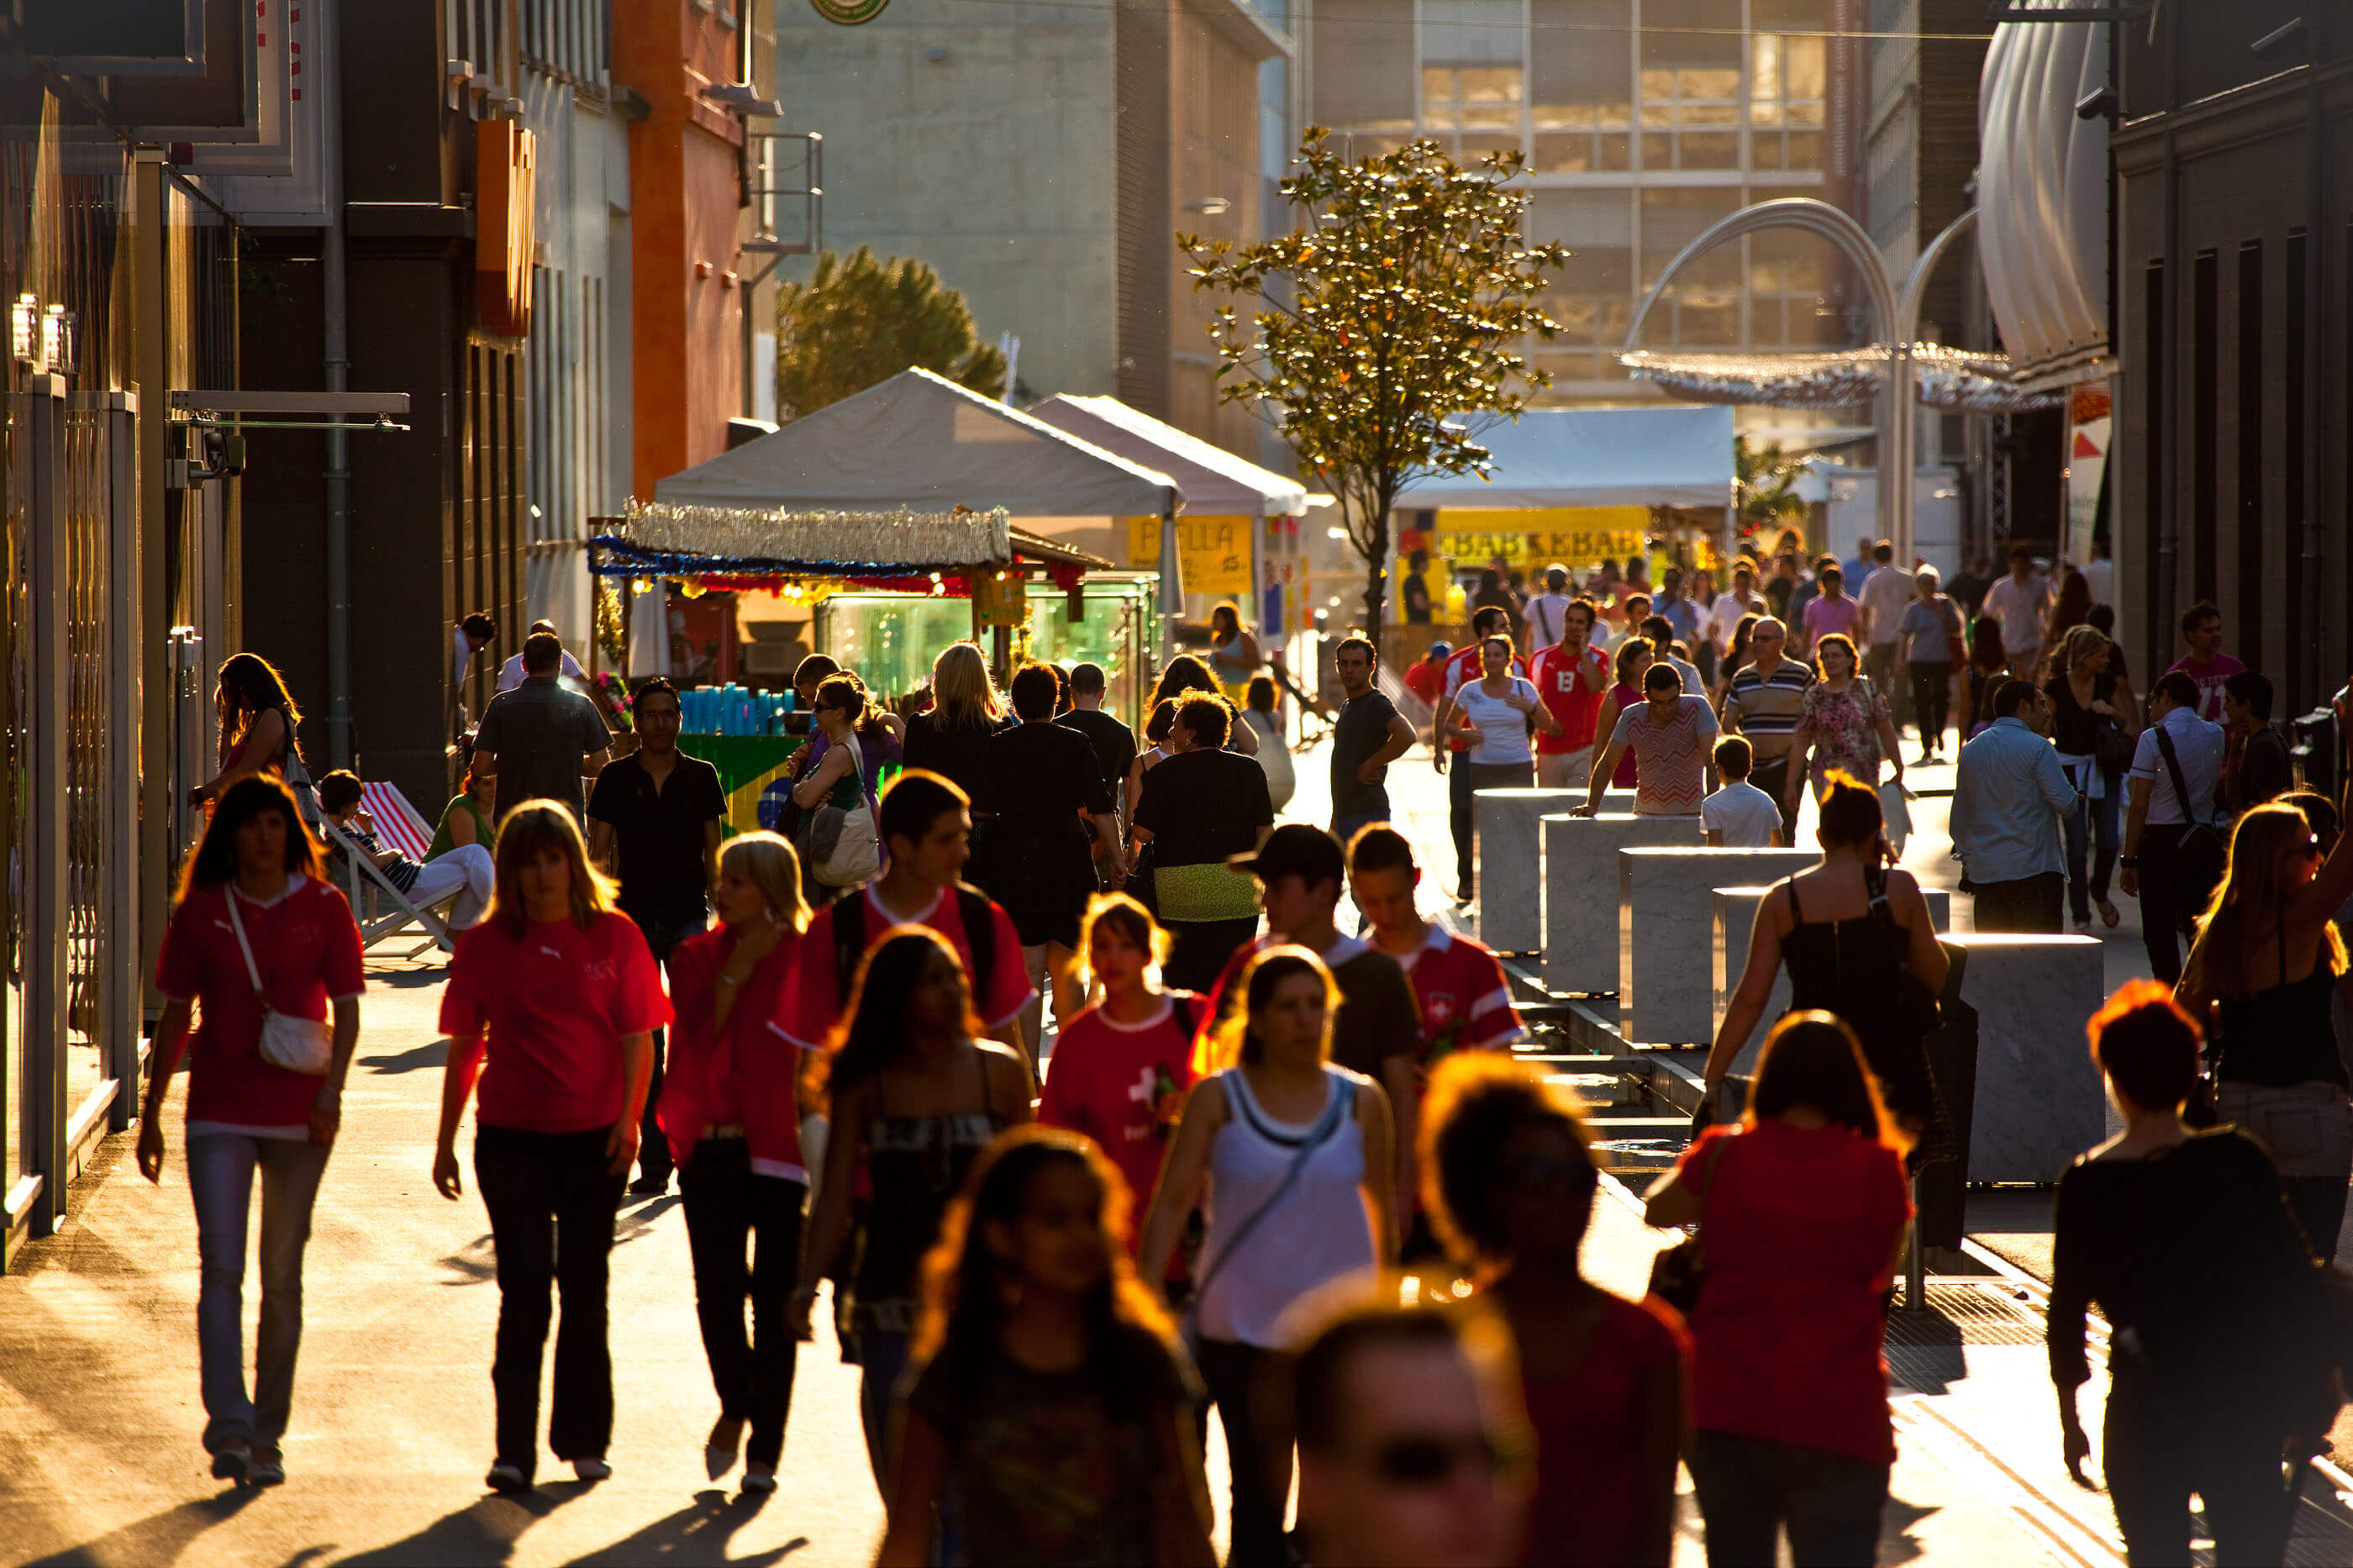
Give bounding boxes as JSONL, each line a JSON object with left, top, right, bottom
{"left": 772, "top": 4, "right": 1119, "bottom": 404}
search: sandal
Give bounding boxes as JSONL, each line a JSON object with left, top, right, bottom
{"left": 2096, "top": 899, "right": 2120, "bottom": 929}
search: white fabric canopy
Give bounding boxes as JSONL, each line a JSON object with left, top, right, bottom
{"left": 1025, "top": 394, "right": 1308, "bottom": 517}
{"left": 652, "top": 367, "right": 1182, "bottom": 518}
{"left": 1979, "top": 7, "right": 2110, "bottom": 389}
{"left": 1406, "top": 405, "right": 1734, "bottom": 510}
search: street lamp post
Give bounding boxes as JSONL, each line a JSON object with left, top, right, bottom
{"left": 1624, "top": 197, "right": 1979, "bottom": 567}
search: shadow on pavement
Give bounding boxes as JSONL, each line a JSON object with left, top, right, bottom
{"left": 27, "top": 1488, "right": 258, "bottom": 1566}
{"left": 563, "top": 1488, "right": 804, "bottom": 1566}
{"left": 362, "top": 1039, "right": 450, "bottom": 1075}
{"left": 336, "top": 1481, "right": 588, "bottom": 1567}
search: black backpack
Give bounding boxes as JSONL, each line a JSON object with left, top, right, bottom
{"left": 832, "top": 881, "right": 1000, "bottom": 1002}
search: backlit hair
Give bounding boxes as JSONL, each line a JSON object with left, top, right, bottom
{"left": 2087, "top": 980, "right": 2203, "bottom": 1112}
{"left": 486, "top": 801, "right": 621, "bottom": 937}
{"left": 1815, "top": 770, "right": 1883, "bottom": 847}
{"left": 2060, "top": 624, "right": 2109, "bottom": 673}
{"left": 1077, "top": 892, "right": 1171, "bottom": 984}
{"left": 2184, "top": 802, "right": 2346, "bottom": 1001}
{"left": 1613, "top": 639, "right": 1653, "bottom": 684}
{"left": 719, "top": 830, "right": 810, "bottom": 935}
{"left": 180, "top": 776, "right": 322, "bottom": 899}
{"left": 1748, "top": 1011, "right": 1910, "bottom": 1155}
{"left": 1208, "top": 945, "right": 1337, "bottom": 1069}
{"left": 929, "top": 641, "right": 1003, "bottom": 729}
{"left": 1420, "top": 1054, "right": 1596, "bottom": 1270}
{"left": 1813, "top": 631, "right": 1857, "bottom": 677}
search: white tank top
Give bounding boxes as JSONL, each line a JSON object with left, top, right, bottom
{"left": 1196, "top": 1064, "right": 1375, "bottom": 1348}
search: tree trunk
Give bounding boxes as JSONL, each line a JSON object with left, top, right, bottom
{"left": 1357, "top": 497, "right": 1389, "bottom": 655}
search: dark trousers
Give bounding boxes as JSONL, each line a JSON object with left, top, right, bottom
{"left": 1907, "top": 661, "right": 1951, "bottom": 751}
{"left": 1165, "top": 916, "right": 1261, "bottom": 993}
{"left": 2063, "top": 783, "right": 2122, "bottom": 924}
{"left": 858, "top": 1329, "right": 912, "bottom": 1488}
{"left": 474, "top": 1123, "right": 625, "bottom": 1476}
{"left": 1689, "top": 1429, "right": 1890, "bottom": 1568}
{"left": 2137, "top": 825, "right": 2219, "bottom": 986}
{"left": 2282, "top": 1176, "right": 2350, "bottom": 1267}
{"left": 1750, "top": 754, "right": 1803, "bottom": 845}
{"left": 1197, "top": 1336, "right": 1296, "bottom": 1568}
{"left": 634, "top": 914, "right": 710, "bottom": 1185}
{"left": 1971, "top": 871, "right": 2066, "bottom": 934}
{"left": 1448, "top": 755, "right": 1476, "bottom": 889}
{"left": 2103, "top": 1368, "right": 2295, "bottom": 1568}
{"left": 680, "top": 1141, "right": 806, "bottom": 1470}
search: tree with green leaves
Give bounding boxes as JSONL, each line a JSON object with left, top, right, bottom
{"left": 1182, "top": 130, "right": 1565, "bottom": 645}
{"left": 1734, "top": 433, "right": 1810, "bottom": 553}
{"left": 774, "top": 246, "right": 1007, "bottom": 420}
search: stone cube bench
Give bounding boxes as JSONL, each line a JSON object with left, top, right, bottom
{"left": 1619, "top": 847, "right": 1818, "bottom": 1044}
{"left": 1540, "top": 813, "right": 1699, "bottom": 993}
{"left": 1942, "top": 934, "right": 2105, "bottom": 1183}
{"left": 1473, "top": 787, "right": 1634, "bottom": 953}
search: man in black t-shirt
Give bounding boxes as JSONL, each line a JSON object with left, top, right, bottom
{"left": 587, "top": 676, "right": 726, "bottom": 1194}
{"left": 1330, "top": 636, "right": 1416, "bottom": 844}
{"left": 1053, "top": 662, "right": 1135, "bottom": 817}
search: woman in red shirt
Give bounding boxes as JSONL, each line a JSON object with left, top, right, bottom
{"left": 432, "top": 801, "right": 670, "bottom": 1494}
{"left": 1037, "top": 894, "right": 1198, "bottom": 1239}
{"left": 1422, "top": 1054, "right": 1687, "bottom": 1568}
{"left": 1645, "top": 1013, "right": 1912, "bottom": 1567}
{"left": 136, "top": 776, "right": 366, "bottom": 1489}
{"left": 659, "top": 831, "right": 810, "bottom": 1493}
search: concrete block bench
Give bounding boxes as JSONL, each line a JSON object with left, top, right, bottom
{"left": 1539, "top": 813, "right": 1699, "bottom": 993}
{"left": 1619, "top": 847, "right": 1817, "bottom": 1044}
{"left": 1944, "top": 934, "right": 2105, "bottom": 1183}
{"left": 1473, "top": 787, "right": 1633, "bottom": 953}
{"left": 1711, "top": 884, "right": 1952, "bottom": 1073}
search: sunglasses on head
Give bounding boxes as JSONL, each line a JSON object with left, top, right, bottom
{"left": 1366, "top": 1433, "right": 1508, "bottom": 1487}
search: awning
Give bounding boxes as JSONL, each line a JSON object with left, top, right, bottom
{"left": 651, "top": 367, "right": 1183, "bottom": 519}
{"left": 593, "top": 504, "right": 1113, "bottom": 579}
{"left": 1405, "top": 406, "right": 1735, "bottom": 511}
{"left": 1979, "top": 7, "right": 2111, "bottom": 390}
{"left": 1024, "top": 394, "right": 1309, "bottom": 517}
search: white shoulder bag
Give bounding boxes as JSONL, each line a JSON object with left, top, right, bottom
{"left": 224, "top": 888, "right": 335, "bottom": 1075}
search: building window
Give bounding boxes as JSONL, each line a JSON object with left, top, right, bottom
{"left": 1750, "top": 33, "right": 1828, "bottom": 172}
{"left": 1421, "top": 64, "right": 1525, "bottom": 161}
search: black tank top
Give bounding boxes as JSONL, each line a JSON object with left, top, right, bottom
{"left": 2215, "top": 923, "right": 2347, "bottom": 1089}
{"left": 1778, "top": 871, "right": 1935, "bottom": 1123}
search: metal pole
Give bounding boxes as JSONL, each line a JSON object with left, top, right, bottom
{"left": 323, "top": 0, "right": 352, "bottom": 766}
{"left": 105, "top": 395, "right": 140, "bottom": 1131}
{"left": 26, "top": 376, "right": 69, "bottom": 1232}
{"left": 2298, "top": 28, "right": 2325, "bottom": 714}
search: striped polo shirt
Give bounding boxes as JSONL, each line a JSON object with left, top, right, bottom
{"left": 1724, "top": 658, "right": 1816, "bottom": 755}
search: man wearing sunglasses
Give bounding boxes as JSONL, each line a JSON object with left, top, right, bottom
{"left": 1294, "top": 1299, "right": 1531, "bottom": 1568}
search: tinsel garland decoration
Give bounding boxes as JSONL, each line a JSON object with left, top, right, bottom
{"left": 1619, "top": 345, "right": 2062, "bottom": 414}
{"left": 619, "top": 498, "right": 1013, "bottom": 567}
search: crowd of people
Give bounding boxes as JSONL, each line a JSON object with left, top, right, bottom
{"left": 124, "top": 571, "right": 2353, "bottom": 1568}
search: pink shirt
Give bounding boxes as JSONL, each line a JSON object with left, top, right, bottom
{"left": 1800, "top": 593, "right": 1861, "bottom": 653}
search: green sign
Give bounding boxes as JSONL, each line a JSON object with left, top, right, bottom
{"left": 809, "top": 0, "right": 890, "bottom": 22}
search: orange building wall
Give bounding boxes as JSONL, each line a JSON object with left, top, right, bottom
{"left": 613, "top": 0, "right": 748, "bottom": 499}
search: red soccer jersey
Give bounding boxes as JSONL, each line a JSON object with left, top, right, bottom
{"left": 155, "top": 877, "right": 366, "bottom": 1129}
{"left": 1441, "top": 645, "right": 1529, "bottom": 752}
{"left": 1038, "top": 992, "right": 1199, "bottom": 1221}
{"left": 1527, "top": 641, "right": 1612, "bottom": 755}
{"left": 440, "top": 910, "right": 674, "bottom": 1134}
{"left": 1403, "top": 660, "right": 1447, "bottom": 709}
{"left": 660, "top": 924, "right": 809, "bottom": 1181}
{"left": 1391, "top": 924, "right": 1522, "bottom": 1068}
{"left": 771, "top": 882, "right": 1035, "bottom": 1050}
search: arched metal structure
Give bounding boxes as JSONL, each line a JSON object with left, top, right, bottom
{"left": 1623, "top": 197, "right": 1979, "bottom": 566}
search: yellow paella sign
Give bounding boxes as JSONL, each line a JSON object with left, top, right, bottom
{"left": 1124, "top": 513, "right": 1254, "bottom": 597}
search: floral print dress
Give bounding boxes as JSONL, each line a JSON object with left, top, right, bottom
{"left": 1794, "top": 680, "right": 1891, "bottom": 792}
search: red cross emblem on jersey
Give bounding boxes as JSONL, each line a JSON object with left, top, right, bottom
{"left": 1427, "top": 992, "right": 1458, "bottom": 1024}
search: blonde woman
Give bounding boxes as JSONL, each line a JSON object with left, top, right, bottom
{"left": 432, "top": 801, "right": 671, "bottom": 1493}
{"left": 903, "top": 640, "right": 1008, "bottom": 797}
{"left": 2177, "top": 800, "right": 2353, "bottom": 1260}
{"left": 658, "top": 832, "right": 814, "bottom": 1492}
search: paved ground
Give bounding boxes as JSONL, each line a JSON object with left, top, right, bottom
{"left": 4, "top": 715, "right": 2349, "bottom": 1565}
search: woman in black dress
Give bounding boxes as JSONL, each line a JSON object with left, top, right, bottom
{"left": 972, "top": 663, "right": 1125, "bottom": 1063}
{"left": 2050, "top": 980, "right": 2333, "bottom": 1567}
{"left": 1703, "top": 773, "right": 1950, "bottom": 1160}
{"left": 902, "top": 640, "right": 1008, "bottom": 797}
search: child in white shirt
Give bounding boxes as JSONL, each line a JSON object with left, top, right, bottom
{"left": 1701, "top": 735, "right": 1782, "bottom": 848}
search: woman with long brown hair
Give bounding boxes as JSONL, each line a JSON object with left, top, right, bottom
{"left": 136, "top": 776, "right": 365, "bottom": 1488}
{"left": 2177, "top": 799, "right": 2353, "bottom": 1258}
{"left": 192, "top": 653, "right": 309, "bottom": 810}
{"left": 431, "top": 801, "right": 670, "bottom": 1493}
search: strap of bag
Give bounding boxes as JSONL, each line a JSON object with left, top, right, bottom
{"left": 1192, "top": 1071, "right": 1351, "bottom": 1309}
{"left": 2152, "top": 723, "right": 2208, "bottom": 828}
{"left": 223, "top": 888, "right": 267, "bottom": 999}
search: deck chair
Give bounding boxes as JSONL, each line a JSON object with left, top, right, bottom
{"left": 320, "top": 783, "right": 460, "bottom": 957}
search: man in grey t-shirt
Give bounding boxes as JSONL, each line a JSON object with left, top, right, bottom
{"left": 472, "top": 631, "right": 612, "bottom": 823}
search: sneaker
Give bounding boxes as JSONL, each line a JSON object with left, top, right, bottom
{"left": 2072, "top": 918, "right": 2093, "bottom": 936}
{"left": 248, "top": 1446, "right": 286, "bottom": 1487}
{"left": 744, "top": 1464, "right": 778, "bottom": 1495}
{"left": 485, "top": 1461, "right": 532, "bottom": 1494}
{"left": 571, "top": 1457, "right": 613, "bottom": 1482}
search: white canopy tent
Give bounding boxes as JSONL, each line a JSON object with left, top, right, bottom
{"left": 1405, "top": 405, "right": 1736, "bottom": 510}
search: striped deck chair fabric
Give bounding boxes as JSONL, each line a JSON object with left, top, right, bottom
{"left": 361, "top": 781, "right": 437, "bottom": 861}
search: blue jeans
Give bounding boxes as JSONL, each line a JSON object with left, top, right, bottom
{"left": 187, "top": 1131, "right": 333, "bottom": 1454}
{"left": 2062, "top": 776, "right": 2121, "bottom": 924}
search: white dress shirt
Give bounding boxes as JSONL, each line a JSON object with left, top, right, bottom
{"left": 2128, "top": 705, "right": 2225, "bottom": 825}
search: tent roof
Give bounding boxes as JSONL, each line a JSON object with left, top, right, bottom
{"left": 1024, "top": 394, "right": 1308, "bottom": 517}
{"left": 1406, "top": 405, "right": 1735, "bottom": 511}
{"left": 652, "top": 368, "right": 1182, "bottom": 518}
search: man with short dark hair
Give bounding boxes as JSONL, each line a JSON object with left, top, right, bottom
{"left": 497, "top": 618, "right": 587, "bottom": 692}
{"left": 1640, "top": 615, "right": 1705, "bottom": 696}
{"left": 452, "top": 610, "right": 498, "bottom": 735}
{"left": 1053, "top": 660, "right": 1136, "bottom": 821}
{"left": 587, "top": 676, "right": 728, "bottom": 1192}
{"left": 1528, "top": 598, "right": 1610, "bottom": 787}
{"left": 1293, "top": 1299, "right": 1531, "bottom": 1568}
{"left": 1950, "top": 679, "right": 2076, "bottom": 932}
{"left": 1333, "top": 637, "right": 1417, "bottom": 845}
{"left": 2166, "top": 600, "right": 2245, "bottom": 723}
{"left": 471, "top": 631, "right": 611, "bottom": 823}
{"left": 2222, "top": 669, "right": 2292, "bottom": 814}
{"left": 2121, "top": 671, "right": 2227, "bottom": 981}
{"left": 1719, "top": 617, "right": 1815, "bottom": 845}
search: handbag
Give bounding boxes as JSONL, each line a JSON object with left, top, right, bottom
{"left": 2090, "top": 714, "right": 2135, "bottom": 777}
{"left": 224, "top": 887, "right": 334, "bottom": 1076}
{"left": 1647, "top": 1133, "right": 1731, "bottom": 1316}
{"left": 1154, "top": 858, "right": 1261, "bottom": 923}
{"left": 806, "top": 736, "right": 882, "bottom": 888}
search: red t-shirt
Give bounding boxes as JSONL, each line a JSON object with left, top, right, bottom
{"left": 1674, "top": 1120, "right": 1910, "bottom": 1463}
{"left": 155, "top": 877, "right": 366, "bottom": 1129}
{"left": 440, "top": 910, "right": 673, "bottom": 1134}
{"left": 1389, "top": 924, "right": 1522, "bottom": 1069}
{"left": 1526, "top": 641, "right": 1612, "bottom": 754}
{"left": 1440, "top": 646, "right": 1528, "bottom": 752}
{"left": 771, "top": 882, "right": 1034, "bottom": 1050}
{"left": 659, "top": 924, "right": 808, "bottom": 1181}
{"left": 1520, "top": 1292, "right": 1692, "bottom": 1568}
{"left": 1038, "top": 992, "right": 1199, "bottom": 1221}
{"left": 1403, "top": 660, "right": 1447, "bottom": 709}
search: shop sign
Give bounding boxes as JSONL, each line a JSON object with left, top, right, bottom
{"left": 1432, "top": 506, "right": 1650, "bottom": 570}
{"left": 809, "top": 0, "right": 890, "bottom": 21}
{"left": 2065, "top": 383, "right": 2110, "bottom": 570}
{"left": 1125, "top": 513, "right": 1252, "bottom": 597}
